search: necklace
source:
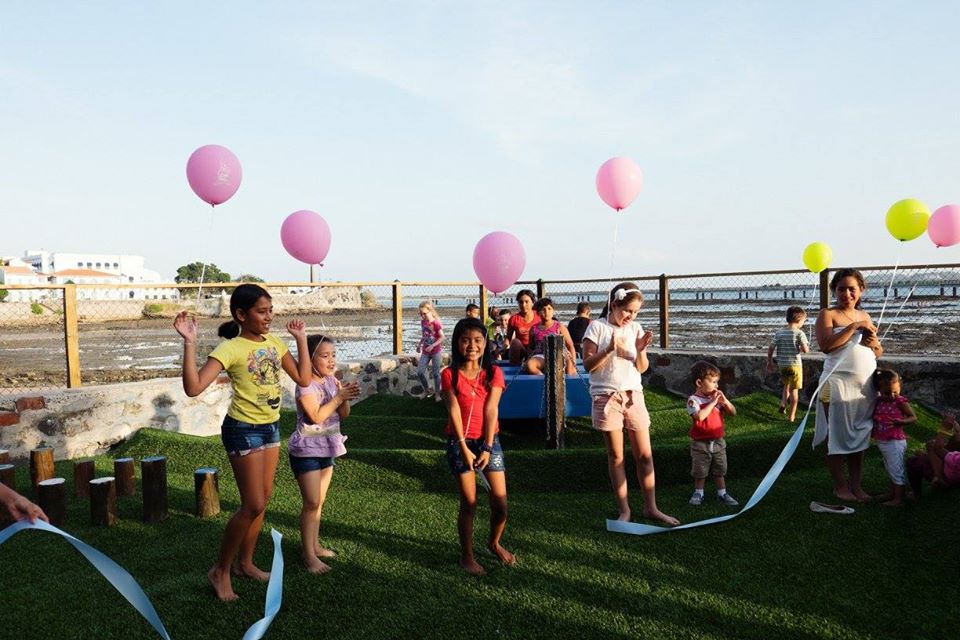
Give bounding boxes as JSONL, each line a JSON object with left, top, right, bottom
{"left": 839, "top": 308, "right": 859, "bottom": 325}
{"left": 463, "top": 371, "right": 483, "bottom": 397}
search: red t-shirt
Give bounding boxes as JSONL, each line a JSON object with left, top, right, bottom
{"left": 686, "top": 393, "right": 725, "bottom": 440}
{"left": 441, "top": 366, "right": 505, "bottom": 439}
{"left": 508, "top": 313, "right": 540, "bottom": 348}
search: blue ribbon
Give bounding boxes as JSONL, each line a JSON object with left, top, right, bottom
{"left": 242, "top": 528, "right": 285, "bottom": 640}
{"left": 607, "top": 345, "right": 851, "bottom": 536}
{"left": 0, "top": 519, "right": 172, "bottom": 639}
{"left": 0, "top": 521, "right": 285, "bottom": 639}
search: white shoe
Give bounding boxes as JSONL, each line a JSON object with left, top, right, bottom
{"left": 809, "top": 501, "right": 855, "bottom": 515}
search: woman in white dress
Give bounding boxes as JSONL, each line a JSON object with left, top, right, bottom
{"left": 813, "top": 269, "right": 884, "bottom": 501}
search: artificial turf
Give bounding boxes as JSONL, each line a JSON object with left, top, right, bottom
{"left": 0, "top": 389, "right": 956, "bottom": 640}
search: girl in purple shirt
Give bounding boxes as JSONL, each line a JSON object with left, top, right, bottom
{"left": 290, "top": 334, "right": 360, "bottom": 574}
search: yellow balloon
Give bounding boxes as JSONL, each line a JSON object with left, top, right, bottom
{"left": 802, "top": 241, "right": 832, "bottom": 273}
{"left": 885, "top": 198, "right": 930, "bottom": 241}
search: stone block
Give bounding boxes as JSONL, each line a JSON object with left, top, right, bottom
{"left": 0, "top": 412, "right": 19, "bottom": 427}
{"left": 15, "top": 396, "right": 46, "bottom": 412}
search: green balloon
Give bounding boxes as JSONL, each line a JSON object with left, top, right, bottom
{"left": 886, "top": 198, "right": 931, "bottom": 241}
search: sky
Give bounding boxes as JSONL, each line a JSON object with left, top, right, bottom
{"left": 1, "top": 1, "right": 959, "bottom": 283}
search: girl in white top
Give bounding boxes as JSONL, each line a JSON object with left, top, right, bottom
{"left": 582, "top": 282, "right": 679, "bottom": 526}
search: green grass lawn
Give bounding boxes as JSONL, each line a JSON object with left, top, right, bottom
{"left": 1, "top": 389, "right": 957, "bottom": 640}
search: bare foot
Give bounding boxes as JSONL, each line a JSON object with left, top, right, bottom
{"left": 488, "top": 542, "right": 516, "bottom": 566}
{"left": 316, "top": 547, "right": 337, "bottom": 559}
{"left": 616, "top": 509, "right": 631, "bottom": 522}
{"left": 304, "top": 555, "right": 332, "bottom": 574}
{"left": 232, "top": 562, "right": 270, "bottom": 582}
{"left": 778, "top": 405, "right": 786, "bottom": 415}
{"left": 643, "top": 509, "right": 680, "bottom": 526}
{"left": 881, "top": 499, "right": 903, "bottom": 507}
{"left": 459, "top": 557, "right": 486, "bottom": 576}
{"left": 852, "top": 490, "right": 872, "bottom": 503}
{"left": 833, "top": 490, "right": 858, "bottom": 502}
{"left": 208, "top": 566, "right": 239, "bottom": 602}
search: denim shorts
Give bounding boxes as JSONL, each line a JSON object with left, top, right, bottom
{"left": 289, "top": 455, "right": 336, "bottom": 477}
{"left": 446, "top": 434, "right": 506, "bottom": 475}
{"left": 221, "top": 415, "right": 281, "bottom": 457}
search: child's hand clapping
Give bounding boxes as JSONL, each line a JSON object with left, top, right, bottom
{"left": 286, "top": 319, "right": 307, "bottom": 341}
{"left": 635, "top": 330, "right": 654, "bottom": 353}
{"left": 336, "top": 380, "right": 361, "bottom": 403}
{"left": 174, "top": 311, "right": 198, "bottom": 343}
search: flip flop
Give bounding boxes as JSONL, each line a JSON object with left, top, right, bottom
{"left": 809, "top": 501, "right": 855, "bottom": 515}
{"left": 778, "top": 405, "right": 786, "bottom": 414}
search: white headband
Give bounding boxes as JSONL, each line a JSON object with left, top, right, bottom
{"left": 613, "top": 288, "right": 639, "bottom": 301}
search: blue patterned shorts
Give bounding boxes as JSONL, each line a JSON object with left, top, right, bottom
{"left": 446, "top": 434, "right": 506, "bottom": 475}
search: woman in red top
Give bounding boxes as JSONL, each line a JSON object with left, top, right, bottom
{"left": 507, "top": 289, "right": 540, "bottom": 365}
{"left": 441, "top": 318, "right": 514, "bottom": 576}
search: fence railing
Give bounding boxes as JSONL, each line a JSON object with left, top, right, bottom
{"left": 1, "top": 263, "right": 958, "bottom": 400}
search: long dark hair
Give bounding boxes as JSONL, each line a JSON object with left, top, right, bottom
{"left": 449, "top": 318, "right": 495, "bottom": 394}
{"left": 218, "top": 284, "right": 271, "bottom": 339}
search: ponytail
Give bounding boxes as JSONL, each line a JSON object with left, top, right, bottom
{"left": 218, "top": 319, "right": 240, "bottom": 339}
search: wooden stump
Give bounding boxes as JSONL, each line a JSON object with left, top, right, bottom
{"left": 141, "top": 456, "right": 168, "bottom": 523}
{"left": 0, "top": 449, "right": 9, "bottom": 465}
{"left": 38, "top": 478, "right": 66, "bottom": 527}
{"left": 89, "top": 477, "right": 117, "bottom": 527}
{"left": 194, "top": 467, "right": 221, "bottom": 518}
{"left": 73, "top": 459, "right": 95, "bottom": 499}
{"left": 30, "top": 447, "right": 55, "bottom": 495}
{"left": 544, "top": 334, "right": 566, "bottom": 450}
{"left": 0, "top": 463, "right": 15, "bottom": 489}
{"left": 114, "top": 457, "right": 136, "bottom": 497}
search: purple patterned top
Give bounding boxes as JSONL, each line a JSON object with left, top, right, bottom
{"left": 289, "top": 376, "right": 347, "bottom": 458}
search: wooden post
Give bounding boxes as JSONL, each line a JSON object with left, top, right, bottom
{"left": 114, "top": 457, "right": 136, "bottom": 496}
{"left": 194, "top": 467, "right": 221, "bottom": 518}
{"left": 819, "top": 269, "right": 830, "bottom": 309}
{"left": 30, "top": 447, "right": 55, "bottom": 495}
{"left": 141, "top": 456, "right": 168, "bottom": 523}
{"left": 659, "top": 274, "right": 670, "bottom": 349}
{"left": 0, "top": 463, "right": 16, "bottom": 489}
{"left": 479, "top": 286, "right": 489, "bottom": 324}
{"left": 391, "top": 281, "right": 403, "bottom": 355}
{"left": 543, "top": 335, "right": 565, "bottom": 450}
{"left": 536, "top": 279, "right": 546, "bottom": 300}
{"left": 0, "top": 449, "right": 9, "bottom": 465}
{"left": 38, "top": 478, "right": 66, "bottom": 526}
{"left": 73, "top": 459, "right": 95, "bottom": 498}
{"left": 63, "top": 283, "right": 82, "bottom": 388}
{"left": 90, "top": 477, "right": 118, "bottom": 527}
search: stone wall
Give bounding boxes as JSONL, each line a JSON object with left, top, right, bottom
{"left": 2, "top": 350, "right": 953, "bottom": 462}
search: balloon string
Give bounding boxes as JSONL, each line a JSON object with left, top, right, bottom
{"left": 808, "top": 275, "right": 820, "bottom": 342}
{"left": 195, "top": 209, "right": 215, "bottom": 307}
{"left": 880, "top": 278, "right": 921, "bottom": 343}
{"left": 608, "top": 216, "right": 620, "bottom": 311}
{"left": 875, "top": 250, "right": 901, "bottom": 333}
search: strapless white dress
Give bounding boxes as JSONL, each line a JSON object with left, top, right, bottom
{"left": 812, "top": 328, "right": 876, "bottom": 455}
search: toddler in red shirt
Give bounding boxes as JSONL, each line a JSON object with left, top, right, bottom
{"left": 686, "top": 361, "right": 738, "bottom": 506}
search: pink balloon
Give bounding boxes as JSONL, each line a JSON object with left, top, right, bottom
{"left": 595, "top": 156, "right": 643, "bottom": 211}
{"left": 473, "top": 232, "right": 526, "bottom": 294}
{"left": 280, "top": 210, "right": 332, "bottom": 265}
{"left": 928, "top": 204, "right": 960, "bottom": 248}
{"left": 186, "top": 145, "right": 242, "bottom": 206}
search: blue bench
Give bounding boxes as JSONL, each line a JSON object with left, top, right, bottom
{"left": 496, "top": 368, "right": 592, "bottom": 419}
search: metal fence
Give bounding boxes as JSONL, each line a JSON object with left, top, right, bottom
{"left": 1, "top": 263, "right": 958, "bottom": 402}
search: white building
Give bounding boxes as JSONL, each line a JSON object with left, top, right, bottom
{"left": 2, "top": 252, "right": 177, "bottom": 301}
{"left": 0, "top": 258, "right": 49, "bottom": 302}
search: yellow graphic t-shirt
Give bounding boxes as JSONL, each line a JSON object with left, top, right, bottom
{"left": 209, "top": 334, "right": 290, "bottom": 424}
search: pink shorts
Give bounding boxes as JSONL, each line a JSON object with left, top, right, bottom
{"left": 591, "top": 390, "right": 650, "bottom": 432}
{"left": 943, "top": 451, "right": 960, "bottom": 484}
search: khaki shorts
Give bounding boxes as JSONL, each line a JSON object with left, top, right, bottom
{"left": 820, "top": 382, "right": 831, "bottom": 404}
{"left": 690, "top": 438, "right": 727, "bottom": 479}
{"left": 779, "top": 365, "right": 803, "bottom": 390}
{"left": 591, "top": 390, "right": 650, "bottom": 432}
